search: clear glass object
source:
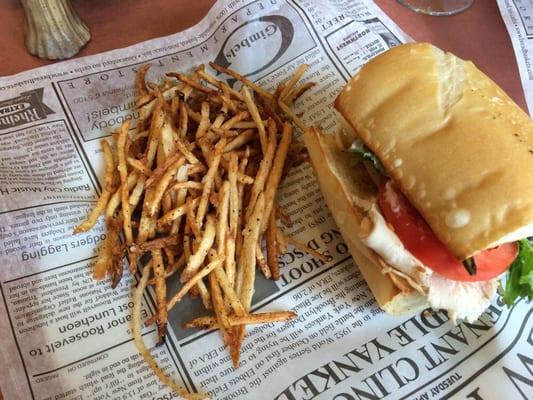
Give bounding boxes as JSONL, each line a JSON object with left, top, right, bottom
{"left": 397, "top": 0, "right": 474, "bottom": 16}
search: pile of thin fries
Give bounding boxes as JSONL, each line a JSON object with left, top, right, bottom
{"left": 74, "top": 62, "right": 322, "bottom": 396}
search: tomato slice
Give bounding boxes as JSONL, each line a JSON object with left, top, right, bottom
{"left": 377, "top": 182, "right": 518, "bottom": 282}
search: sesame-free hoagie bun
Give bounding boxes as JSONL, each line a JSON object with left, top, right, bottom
{"left": 303, "top": 127, "right": 428, "bottom": 314}
{"left": 304, "top": 43, "right": 533, "bottom": 320}
{"left": 335, "top": 43, "right": 533, "bottom": 260}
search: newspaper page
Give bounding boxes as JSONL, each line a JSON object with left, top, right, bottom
{"left": 0, "top": 1, "right": 531, "bottom": 399}
{"left": 498, "top": 0, "right": 533, "bottom": 114}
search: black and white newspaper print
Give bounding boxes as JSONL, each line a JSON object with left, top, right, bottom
{"left": 1, "top": 1, "right": 531, "bottom": 399}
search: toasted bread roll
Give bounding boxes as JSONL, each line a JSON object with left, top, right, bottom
{"left": 335, "top": 43, "right": 533, "bottom": 259}
{"left": 304, "top": 126, "right": 427, "bottom": 314}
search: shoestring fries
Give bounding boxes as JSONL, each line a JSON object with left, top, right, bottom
{"left": 74, "top": 61, "right": 325, "bottom": 396}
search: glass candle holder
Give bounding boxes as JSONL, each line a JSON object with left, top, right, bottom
{"left": 397, "top": 0, "right": 474, "bottom": 16}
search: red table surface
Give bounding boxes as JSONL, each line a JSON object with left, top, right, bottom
{"left": 0, "top": 0, "right": 525, "bottom": 110}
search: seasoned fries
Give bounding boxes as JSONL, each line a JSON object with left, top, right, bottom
{"left": 184, "top": 311, "right": 297, "bottom": 329}
{"left": 266, "top": 209, "right": 280, "bottom": 279}
{"left": 74, "top": 139, "right": 115, "bottom": 234}
{"left": 260, "top": 122, "right": 293, "bottom": 233}
{"left": 74, "top": 61, "right": 326, "bottom": 396}
{"left": 132, "top": 263, "right": 204, "bottom": 400}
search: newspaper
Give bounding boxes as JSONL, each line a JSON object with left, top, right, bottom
{"left": 0, "top": 1, "right": 531, "bottom": 399}
{"left": 498, "top": 0, "right": 533, "bottom": 115}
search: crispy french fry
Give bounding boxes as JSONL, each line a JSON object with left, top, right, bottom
{"left": 209, "top": 62, "right": 272, "bottom": 100}
{"left": 197, "top": 136, "right": 214, "bottom": 167}
{"left": 196, "top": 102, "right": 211, "bottom": 139}
{"left": 283, "top": 232, "right": 329, "bottom": 263}
{"left": 216, "top": 93, "right": 239, "bottom": 113}
{"left": 186, "top": 197, "right": 202, "bottom": 239}
{"left": 278, "top": 100, "right": 307, "bottom": 132}
{"left": 129, "top": 175, "right": 146, "bottom": 208}
{"left": 241, "top": 86, "right": 267, "bottom": 154}
{"left": 105, "top": 172, "right": 138, "bottom": 223}
{"left": 137, "top": 189, "right": 158, "bottom": 244}
{"left": 92, "top": 248, "right": 110, "bottom": 281}
{"left": 196, "top": 69, "right": 244, "bottom": 101}
{"left": 224, "top": 129, "right": 256, "bottom": 153}
{"left": 185, "top": 163, "right": 206, "bottom": 176}
{"left": 144, "top": 136, "right": 159, "bottom": 170}
{"left": 131, "top": 129, "right": 149, "bottom": 145}
{"left": 132, "top": 263, "right": 202, "bottom": 400}
{"left": 213, "top": 267, "right": 245, "bottom": 315}
{"left": 74, "top": 139, "right": 115, "bottom": 233}
{"left": 183, "top": 222, "right": 192, "bottom": 261}
{"left": 232, "top": 121, "right": 267, "bottom": 129}
{"left": 226, "top": 153, "right": 239, "bottom": 286}
{"left": 284, "top": 81, "right": 315, "bottom": 106}
{"left": 177, "top": 100, "right": 188, "bottom": 139}
{"left": 148, "top": 156, "right": 186, "bottom": 216}
{"left": 162, "top": 190, "right": 172, "bottom": 214}
{"left": 160, "top": 118, "right": 177, "bottom": 159}
{"left": 129, "top": 236, "right": 178, "bottom": 255}
{"left": 187, "top": 107, "right": 202, "bottom": 123}
{"left": 167, "top": 258, "right": 186, "bottom": 281}
{"left": 279, "top": 64, "right": 308, "bottom": 101}
{"left": 153, "top": 102, "right": 168, "bottom": 169}
{"left": 168, "top": 181, "right": 203, "bottom": 192}
{"left": 167, "top": 72, "right": 215, "bottom": 95}
{"left": 210, "top": 127, "right": 240, "bottom": 137}
{"left": 163, "top": 249, "right": 175, "bottom": 270}
{"left": 135, "top": 64, "right": 152, "bottom": 107}
{"left": 235, "top": 148, "right": 250, "bottom": 261}
{"left": 216, "top": 181, "right": 230, "bottom": 254}
{"left": 231, "top": 326, "right": 246, "bottom": 368}
{"left": 220, "top": 111, "right": 249, "bottom": 130}
{"left": 145, "top": 151, "right": 183, "bottom": 188}
{"left": 266, "top": 209, "right": 279, "bottom": 280}
{"left": 170, "top": 164, "right": 191, "bottom": 235}
{"left": 276, "top": 204, "right": 293, "bottom": 227}
{"left": 236, "top": 193, "right": 264, "bottom": 308}
{"left": 208, "top": 254, "right": 230, "bottom": 343}
{"left": 175, "top": 138, "right": 200, "bottom": 165}
{"left": 108, "top": 217, "right": 126, "bottom": 288}
{"left": 230, "top": 311, "right": 296, "bottom": 326}
{"left": 157, "top": 197, "right": 199, "bottom": 227}
{"left": 184, "top": 311, "right": 296, "bottom": 329}
{"left": 138, "top": 86, "right": 181, "bottom": 122}
{"left": 276, "top": 226, "right": 288, "bottom": 254}
{"left": 92, "top": 217, "right": 117, "bottom": 280}
{"left": 168, "top": 255, "right": 224, "bottom": 308}
{"left": 237, "top": 173, "right": 254, "bottom": 185}
{"left": 169, "top": 96, "right": 180, "bottom": 122}
{"left": 160, "top": 253, "right": 186, "bottom": 281}
{"left": 151, "top": 249, "right": 168, "bottom": 342}
{"left": 181, "top": 215, "right": 216, "bottom": 281}
{"left": 210, "top": 114, "right": 228, "bottom": 132}
{"left": 117, "top": 121, "right": 134, "bottom": 245}
{"left": 196, "top": 138, "right": 226, "bottom": 227}
{"left": 245, "top": 120, "right": 276, "bottom": 223}
{"left": 256, "top": 243, "right": 271, "bottom": 279}
{"left": 260, "top": 122, "right": 293, "bottom": 234}
{"left": 183, "top": 316, "right": 217, "bottom": 330}
{"left": 211, "top": 181, "right": 232, "bottom": 340}
{"left": 196, "top": 279, "right": 212, "bottom": 310}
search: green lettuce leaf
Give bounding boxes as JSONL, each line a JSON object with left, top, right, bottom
{"left": 348, "top": 139, "right": 387, "bottom": 176}
{"left": 502, "top": 238, "right": 533, "bottom": 307}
